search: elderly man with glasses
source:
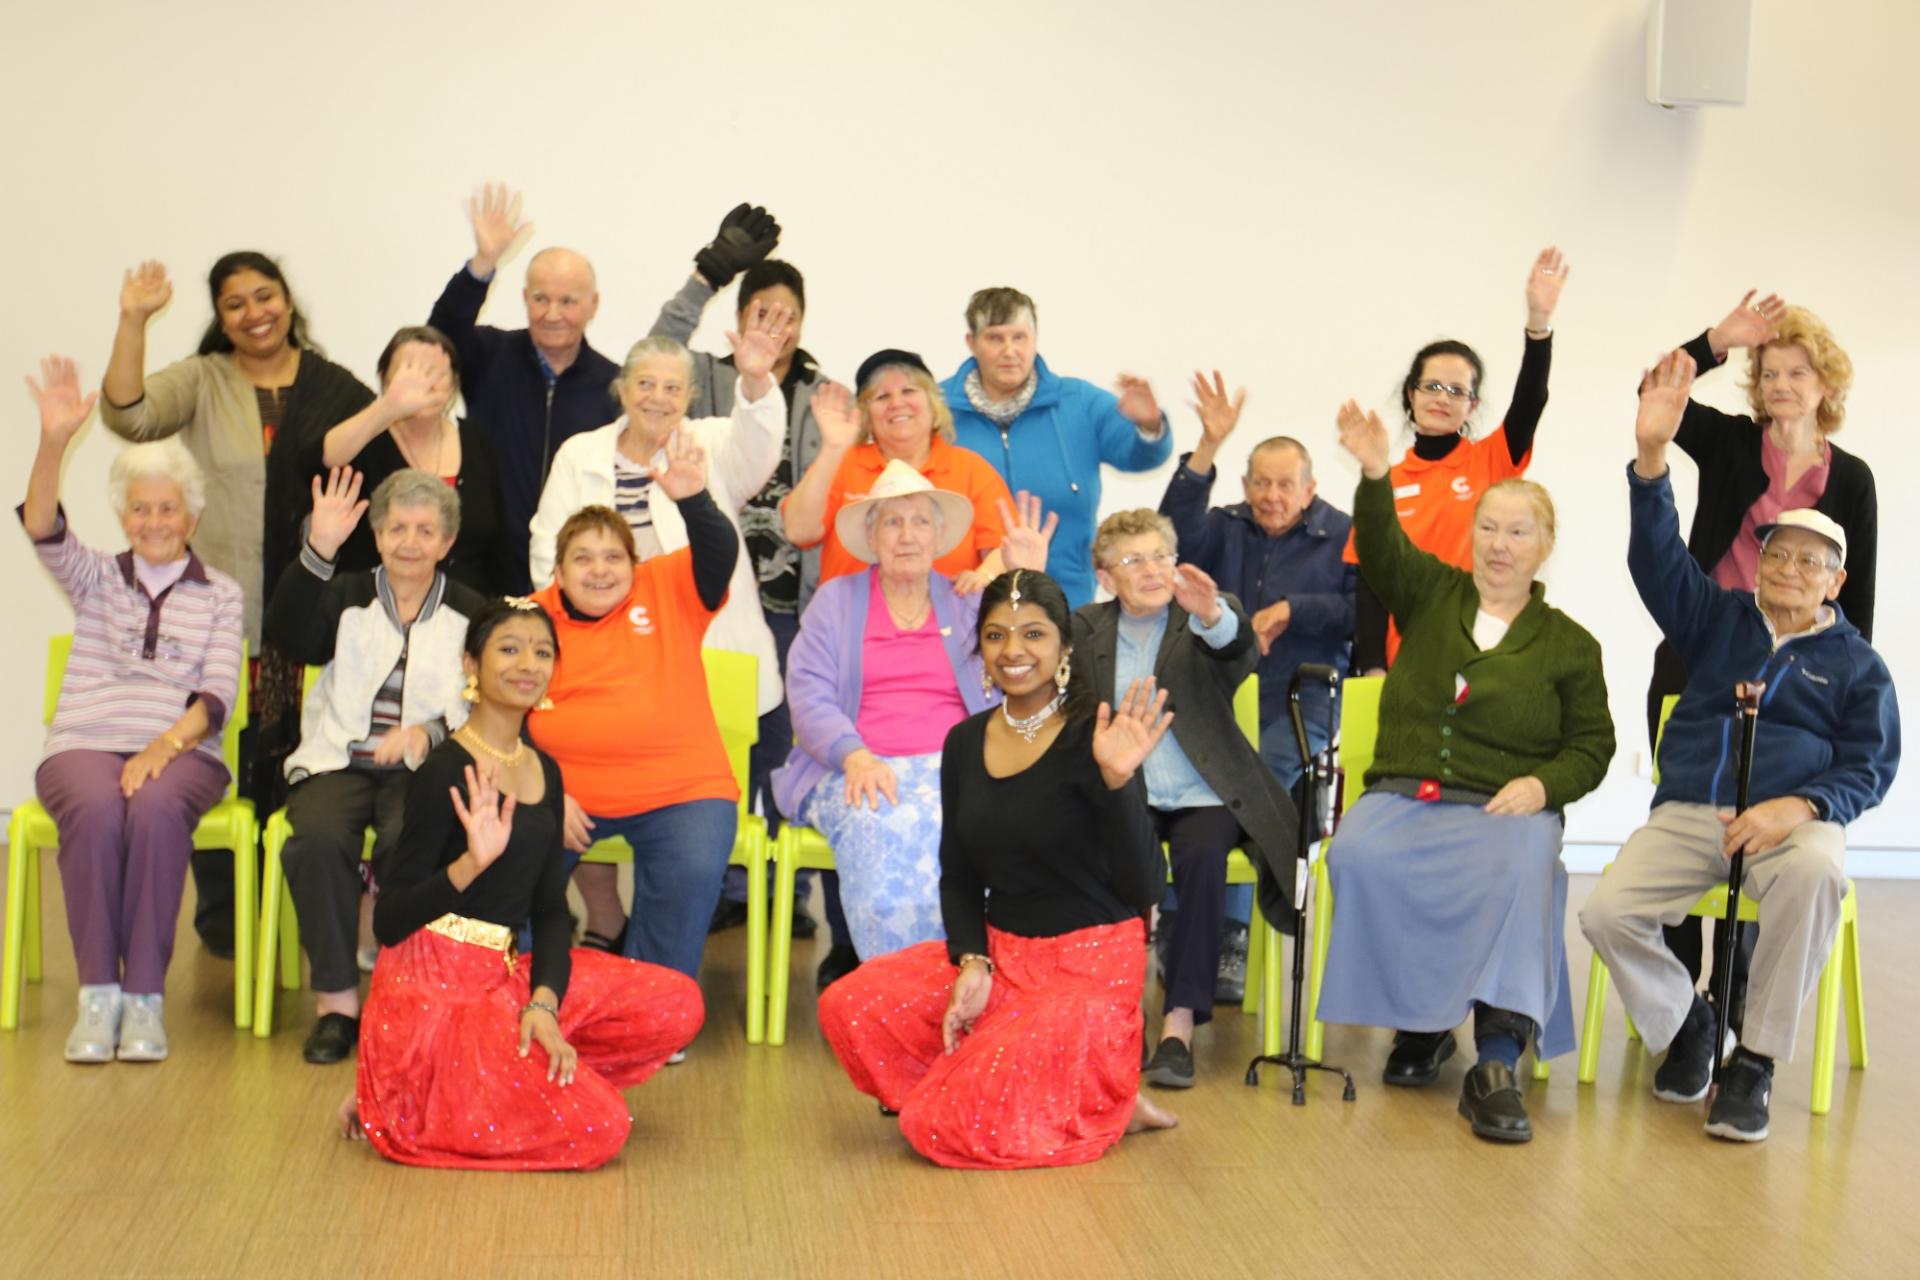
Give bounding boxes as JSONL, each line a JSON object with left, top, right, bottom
{"left": 1580, "top": 351, "right": 1900, "bottom": 1144}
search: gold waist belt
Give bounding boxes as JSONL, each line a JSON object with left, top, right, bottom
{"left": 424, "top": 913, "right": 517, "bottom": 972}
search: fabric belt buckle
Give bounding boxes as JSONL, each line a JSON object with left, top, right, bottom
{"left": 1414, "top": 779, "right": 1442, "bottom": 802}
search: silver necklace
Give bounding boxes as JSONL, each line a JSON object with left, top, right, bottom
{"left": 1002, "top": 692, "right": 1064, "bottom": 744}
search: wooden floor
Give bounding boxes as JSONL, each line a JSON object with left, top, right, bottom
{"left": 3, "top": 874, "right": 1916, "bottom": 1280}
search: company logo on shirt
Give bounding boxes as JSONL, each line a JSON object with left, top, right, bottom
{"left": 628, "top": 605, "right": 655, "bottom": 636}
{"left": 1451, "top": 476, "right": 1474, "bottom": 500}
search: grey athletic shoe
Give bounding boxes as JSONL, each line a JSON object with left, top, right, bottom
{"left": 116, "top": 994, "right": 168, "bottom": 1062}
{"left": 64, "top": 987, "right": 121, "bottom": 1064}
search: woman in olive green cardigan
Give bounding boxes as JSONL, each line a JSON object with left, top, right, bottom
{"left": 1315, "top": 401, "right": 1614, "bottom": 1146}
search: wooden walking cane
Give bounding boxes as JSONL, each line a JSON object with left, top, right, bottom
{"left": 1710, "top": 680, "right": 1766, "bottom": 1092}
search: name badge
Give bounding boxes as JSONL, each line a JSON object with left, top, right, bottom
{"left": 1393, "top": 483, "right": 1421, "bottom": 500}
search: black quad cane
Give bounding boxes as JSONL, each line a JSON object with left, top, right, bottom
{"left": 1246, "top": 664, "right": 1356, "bottom": 1105}
{"left": 1710, "top": 680, "right": 1766, "bottom": 1092}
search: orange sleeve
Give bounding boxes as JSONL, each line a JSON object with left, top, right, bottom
{"left": 645, "top": 546, "right": 717, "bottom": 624}
{"left": 965, "top": 456, "right": 1015, "bottom": 563}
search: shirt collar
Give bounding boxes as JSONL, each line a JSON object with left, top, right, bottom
{"left": 115, "top": 548, "right": 210, "bottom": 590}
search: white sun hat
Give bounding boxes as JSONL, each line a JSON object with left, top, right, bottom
{"left": 834, "top": 458, "right": 974, "bottom": 564}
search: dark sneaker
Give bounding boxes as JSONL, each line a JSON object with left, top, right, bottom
{"left": 1654, "top": 995, "right": 1716, "bottom": 1103}
{"left": 1458, "top": 1061, "right": 1532, "bottom": 1143}
{"left": 1705, "top": 1050, "right": 1773, "bottom": 1142}
{"left": 1384, "top": 1029, "right": 1456, "bottom": 1086}
{"left": 1144, "top": 1036, "right": 1196, "bottom": 1089}
{"left": 1214, "top": 924, "right": 1249, "bottom": 1004}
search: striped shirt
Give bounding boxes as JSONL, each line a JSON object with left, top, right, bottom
{"left": 346, "top": 641, "right": 409, "bottom": 770}
{"left": 611, "top": 452, "right": 665, "bottom": 561}
{"left": 24, "top": 508, "right": 244, "bottom": 765}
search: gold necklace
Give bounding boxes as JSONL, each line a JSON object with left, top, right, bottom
{"left": 457, "top": 724, "right": 525, "bottom": 768}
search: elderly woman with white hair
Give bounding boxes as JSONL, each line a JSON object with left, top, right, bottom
{"left": 772, "top": 469, "right": 1054, "bottom": 965}
{"left": 21, "top": 357, "right": 244, "bottom": 1064}
{"left": 265, "top": 465, "right": 483, "bottom": 1065}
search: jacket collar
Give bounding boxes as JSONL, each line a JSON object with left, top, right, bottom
{"left": 115, "top": 548, "right": 210, "bottom": 592}
{"left": 1082, "top": 598, "right": 1185, "bottom": 682}
{"left": 943, "top": 353, "right": 1063, "bottom": 412}
{"left": 1223, "top": 495, "right": 1338, "bottom": 540}
{"left": 1454, "top": 580, "right": 1549, "bottom": 657}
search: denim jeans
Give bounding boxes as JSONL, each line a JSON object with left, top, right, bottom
{"left": 562, "top": 798, "right": 738, "bottom": 978}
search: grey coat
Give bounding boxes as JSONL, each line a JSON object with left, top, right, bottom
{"left": 650, "top": 275, "right": 827, "bottom": 612}
{"left": 1073, "top": 595, "right": 1302, "bottom": 932}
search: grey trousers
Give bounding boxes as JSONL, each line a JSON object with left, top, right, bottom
{"left": 282, "top": 768, "right": 409, "bottom": 993}
{"left": 1578, "top": 801, "right": 1845, "bottom": 1063}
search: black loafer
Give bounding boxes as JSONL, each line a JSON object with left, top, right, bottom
{"left": 709, "top": 898, "right": 749, "bottom": 934}
{"left": 303, "top": 1012, "right": 360, "bottom": 1065}
{"left": 1383, "top": 1030, "right": 1456, "bottom": 1086}
{"left": 816, "top": 944, "right": 861, "bottom": 988}
{"left": 1458, "top": 1061, "right": 1532, "bottom": 1143}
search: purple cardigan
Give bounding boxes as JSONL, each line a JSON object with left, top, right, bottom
{"left": 772, "top": 568, "right": 996, "bottom": 820}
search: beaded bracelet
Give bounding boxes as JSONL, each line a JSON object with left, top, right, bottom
{"left": 955, "top": 952, "right": 994, "bottom": 976}
{"left": 522, "top": 999, "right": 559, "bottom": 1018}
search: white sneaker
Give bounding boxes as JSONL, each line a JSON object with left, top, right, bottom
{"left": 356, "top": 946, "right": 379, "bottom": 974}
{"left": 117, "top": 994, "right": 168, "bottom": 1062}
{"left": 65, "top": 986, "right": 122, "bottom": 1064}
{"left": 667, "top": 1049, "right": 687, "bottom": 1065}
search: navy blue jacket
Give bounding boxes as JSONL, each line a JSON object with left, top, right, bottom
{"left": 1160, "top": 454, "right": 1356, "bottom": 724}
{"left": 1628, "top": 464, "right": 1899, "bottom": 827}
{"left": 428, "top": 267, "right": 621, "bottom": 592}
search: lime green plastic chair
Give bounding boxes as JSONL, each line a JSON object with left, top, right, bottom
{"left": 254, "top": 649, "right": 772, "bottom": 1041}
{"left": 1298, "top": 676, "right": 1551, "bottom": 1080}
{"left": 1575, "top": 695, "right": 1867, "bottom": 1113}
{"left": 1187, "top": 676, "right": 1268, "bottom": 1023}
{"left": 4, "top": 635, "right": 256, "bottom": 1030}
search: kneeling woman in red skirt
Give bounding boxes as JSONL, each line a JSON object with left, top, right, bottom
{"left": 344, "top": 597, "right": 702, "bottom": 1170}
{"left": 820, "top": 570, "right": 1180, "bottom": 1169}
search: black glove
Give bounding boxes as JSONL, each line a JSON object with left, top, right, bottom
{"left": 694, "top": 203, "right": 781, "bottom": 289}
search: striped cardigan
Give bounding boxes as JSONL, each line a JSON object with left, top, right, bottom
{"left": 25, "top": 510, "right": 244, "bottom": 767}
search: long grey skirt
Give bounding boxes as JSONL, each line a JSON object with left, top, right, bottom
{"left": 1316, "top": 792, "right": 1575, "bottom": 1057}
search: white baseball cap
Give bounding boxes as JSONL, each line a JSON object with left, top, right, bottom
{"left": 1757, "top": 509, "right": 1847, "bottom": 567}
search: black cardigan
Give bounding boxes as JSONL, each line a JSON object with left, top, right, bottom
{"left": 1670, "top": 330, "right": 1878, "bottom": 640}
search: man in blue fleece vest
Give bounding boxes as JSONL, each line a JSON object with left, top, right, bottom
{"left": 1581, "top": 351, "right": 1900, "bottom": 1144}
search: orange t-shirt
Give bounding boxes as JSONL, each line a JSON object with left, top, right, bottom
{"left": 801, "top": 437, "right": 1014, "bottom": 585}
{"left": 528, "top": 548, "right": 739, "bottom": 817}
{"left": 1343, "top": 426, "right": 1531, "bottom": 664}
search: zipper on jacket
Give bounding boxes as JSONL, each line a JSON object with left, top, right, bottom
{"left": 540, "top": 385, "right": 556, "bottom": 486}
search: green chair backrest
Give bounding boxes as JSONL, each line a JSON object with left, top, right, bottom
{"left": 1653, "top": 693, "right": 1679, "bottom": 786}
{"left": 701, "top": 648, "right": 759, "bottom": 821}
{"left": 1232, "top": 673, "right": 1258, "bottom": 751}
{"left": 1337, "top": 675, "right": 1383, "bottom": 813}
{"left": 42, "top": 633, "right": 249, "bottom": 797}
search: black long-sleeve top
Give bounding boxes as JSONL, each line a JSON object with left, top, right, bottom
{"left": 372, "top": 739, "right": 574, "bottom": 1001}
{"left": 937, "top": 711, "right": 1160, "bottom": 964}
{"left": 1353, "top": 331, "right": 1551, "bottom": 670}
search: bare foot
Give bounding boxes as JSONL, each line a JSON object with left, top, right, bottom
{"left": 1126, "top": 1091, "right": 1180, "bottom": 1134}
{"left": 337, "top": 1093, "right": 366, "bottom": 1141}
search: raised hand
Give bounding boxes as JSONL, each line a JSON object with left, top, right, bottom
{"left": 1115, "top": 374, "right": 1163, "bottom": 431}
{"left": 1092, "top": 677, "right": 1174, "bottom": 789}
{"left": 1191, "top": 369, "right": 1246, "bottom": 446}
{"left": 380, "top": 345, "right": 454, "bottom": 421}
{"left": 650, "top": 427, "right": 710, "bottom": 501}
{"left": 27, "top": 355, "right": 99, "bottom": 449}
{"left": 1708, "top": 289, "right": 1788, "bottom": 356}
{"left": 307, "top": 467, "right": 369, "bottom": 561}
{"left": 1171, "top": 563, "right": 1223, "bottom": 627}
{"left": 1524, "top": 246, "right": 1569, "bottom": 329}
{"left": 727, "top": 300, "right": 795, "bottom": 385}
{"left": 119, "top": 261, "right": 173, "bottom": 322}
{"left": 1336, "top": 400, "right": 1391, "bottom": 480}
{"left": 468, "top": 182, "right": 528, "bottom": 277}
{"left": 998, "top": 490, "right": 1058, "bottom": 572}
{"left": 1635, "top": 349, "right": 1696, "bottom": 472}
{"left": 450, "top": 763, "right": 517, "bottom": 873}
{"left": 809, "top": 382, "right": 861, "bottom": 450}
{"left": 695, "top": 202, "right": 781, "bottom": 288}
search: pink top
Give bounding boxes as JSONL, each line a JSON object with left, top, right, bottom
{"left": 1711, "top": 432, "right": 1830, "bottom": 592}
{"left": 855, "top": 582, "right": 968, "bottom": 757}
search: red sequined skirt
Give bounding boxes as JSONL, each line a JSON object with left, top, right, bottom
{"left": 819, "top": 918, "right": 1146, "bottom": 1170}
{"left": 356, "top": 926, "right": 703, "bottom": 1171}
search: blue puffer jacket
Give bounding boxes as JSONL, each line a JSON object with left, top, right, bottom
{"left": 943, "top": 355, "right": 1173, "bottom": 607}
{"left": 1627, "top": 465, "right": 1900, "bottom": 827}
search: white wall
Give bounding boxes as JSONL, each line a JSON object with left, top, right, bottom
{"left": 2, "top": 0, "right": 1913, "bottom": 861}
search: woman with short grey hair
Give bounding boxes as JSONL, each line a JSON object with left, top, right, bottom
{"left": 23, "top": 356, "right": 244, "bottom": 1064}
{"left": 264, "top": 466, "right": 484, "bottom": 1064}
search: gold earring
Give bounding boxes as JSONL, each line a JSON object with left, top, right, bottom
{"left": 1054, "top": 655, "right": 1072, "bottom": 691}
{"left": 981, "top": 667, "right": 996, "bottom": 695}
{"left": 461, "top": 674, "right": 479, "bottom": 704}
{"left": 535, "top": 695, "right": 555, "bottom": 712}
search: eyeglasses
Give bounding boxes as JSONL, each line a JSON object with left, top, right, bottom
{"left": 1111, "top": 551, "right": 1175, "bottom": 571}
{"left": 1758, "top": 547, "right": 1837, "bottom": 574}
{"left": 1413, "top": 381, "right": 1475, "bottom": 401}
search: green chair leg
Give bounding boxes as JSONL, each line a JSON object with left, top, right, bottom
{"left": 1241, "top": 919, "right": 1264, "bottom": 1016}
{"left": 231, "top": 815, "right": 257, "bottom": 1030}
{"left": 2, "top": 811, "right": 32, "bottom": 1030}
{"left": 766, "top": 827, "right": 799, "bottom": 1047}
{"left": 254, "top": 813, "right": 287, "bottom": 1037}
{"left": 1304, "top": 856, "right": 1333, "bottom": 1062}
{"left": 277, "top": 877, "right": 301, "bottom": 991}
{"left": 1810, "top": 923, "right": 1846, "bottom": 1115}
{"left": 1531, "top": 1050, "right": 1551, "bottom": 1082}
{"left": 22, "top": 835, "right": 42, "bottom": 985}
{"left": 1260, "top": 921, "right": 1285, "bottom": 1059}
{"left": 1842, "top": 914, "right": 1868, "bottom": 1070}
{"left": 743, "top": 823, "right": 767, "bottom": 1045}
{"left": 1578, "top": 956, "right": 1610, "bottom": 1084}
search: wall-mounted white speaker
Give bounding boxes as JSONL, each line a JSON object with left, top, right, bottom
{"left": 1646, "top": 0, "right": 1752, "bottom": 108}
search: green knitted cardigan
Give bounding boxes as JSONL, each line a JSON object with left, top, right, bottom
{"left": 1353, "top": 473, "right": 1615, "bottom": 810}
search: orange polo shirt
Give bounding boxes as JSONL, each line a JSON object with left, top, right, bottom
{"left": 527, "top": 548, "right": 738, "bottom": 818}
{"left": 799, "top": 437, "right": 1014, "bottom": 585}
{"left": 1344, "top": 426, "right": 1531, "bottom": 664}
